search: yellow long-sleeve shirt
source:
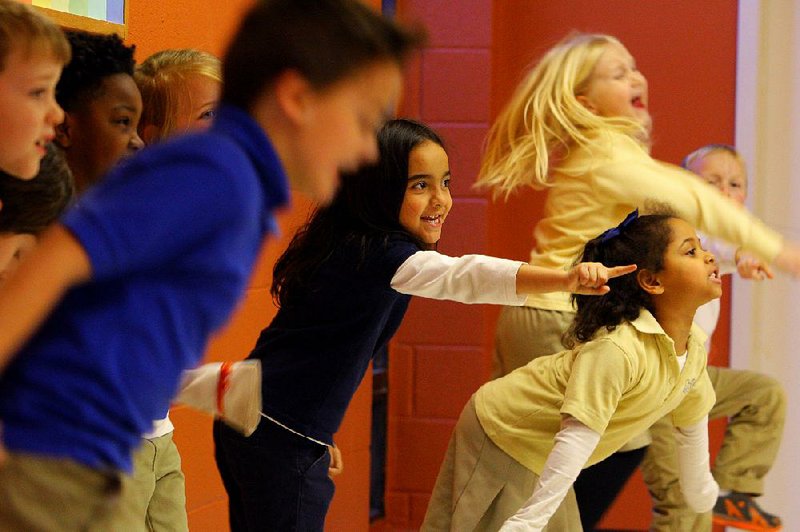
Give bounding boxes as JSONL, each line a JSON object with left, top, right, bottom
{"left": 526, "top": 130, "right": 783, "bottom": 311}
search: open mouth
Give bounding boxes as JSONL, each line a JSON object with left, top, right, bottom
{"left": 631, "top": 96, "right": 646, "bottom": 109}
{"left": 709, "top": 269, "right": 722, "bottom": 284}
{"left": 421, "top": 214, "right": 444, "bottom": 227}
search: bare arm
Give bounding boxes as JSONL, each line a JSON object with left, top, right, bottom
{"left": 0, "top": 224, "right": 91, "bottom": 373}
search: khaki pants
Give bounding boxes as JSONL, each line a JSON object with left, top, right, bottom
{"left": 642, "top": 366, "right": 786, "bottom": 532}
{"left": 0, "top": 452, "right": 135, "bottom": 531}
{"left": 491, "top": 305, "right": 574, "bottom": 379}
{"left": 421, "top": 397, "right": 582, "bottom": 532}
{"left": 119, "top": 432, "right": 188, "bottom": 532}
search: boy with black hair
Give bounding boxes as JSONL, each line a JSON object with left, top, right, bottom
{"left": 55, "top": 29, "right": 144, "bottom": 193}
{"left": 0, "top": 0, "right": 424, "bottom": 529}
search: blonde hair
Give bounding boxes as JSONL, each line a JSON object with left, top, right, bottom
{"left": 0, "top": 0, "right": 70, "bottom": 72}
{"left": 478, "top": 33, "right": 647, "bottom": 197}
{"left": 135, "top": 49, "right": 221, "bottom": 143}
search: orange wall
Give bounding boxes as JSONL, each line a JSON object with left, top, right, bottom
{"left": 124, "top": 1, "right": 379, "bottom": 531}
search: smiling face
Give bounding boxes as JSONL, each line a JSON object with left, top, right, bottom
{"left": 0, "top": 49, "right": 64, "bottom": 179}
{"left": 399, "top": 140, "right": 452, "bottom": 245}
{"left": 578, "top": 42, "right": 651, "bottom": 131}
{"left": 649, "top": 218, "right": 722, "bottom": 310}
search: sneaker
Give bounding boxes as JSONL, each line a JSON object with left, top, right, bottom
{"left": 175, "top": 360, "right": 262, "bottom": 436}
{"left": 712, "top": 492, "right": 782, "bottom": 531}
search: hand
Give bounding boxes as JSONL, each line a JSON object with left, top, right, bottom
{"left": 328, "top": 443, "right": 343, "bottom": 478}
{"left": 567, "top": 263, "right": 637, "bottom": 295}
{"left": 735, "top": 251, "right": 774, "bottom": 281}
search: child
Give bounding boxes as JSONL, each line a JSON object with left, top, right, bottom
{"left": 422, "top": 210, "right": 721, "bottom": 531}
{"left": 213, "top": 118, "right": 634, "bottom": 531}
{"left": 54, "top": 29, "right": 144, "bottom": 193}
{"left": 135, "top": 49, "right": 221, "bottom": 144}
{"left": 0, "top": 143, "right": 73, "bottom": 286}
{"left": 104, "top": 48, "right": 223, "bottom": 532}
{"left": 0, "top": 0, "right": 69, "bottom": 180}
{"left": 478, "top": 32, "right": 800, "bottom": 528}
{"left": 0, "top": 1, "right": 425, "bottom": 529}
{"left": 642, "top": 145, "right": 785, "bottom": 532}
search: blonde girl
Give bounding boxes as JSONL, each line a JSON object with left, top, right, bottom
{"left": 135, "top": 49, "right": 221, "bottom": 144}
{"left": 479, "top": 32, "right": 800, "bottom": 528}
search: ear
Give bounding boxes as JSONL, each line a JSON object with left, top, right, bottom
{"left": 272, "top": 70, "right": 316, "bottom": 126}
{"left": 576, "top": 94, "right": 598, "bottom": 114}
{"left": 54, "top": 115, "right": 72, "bottom": 149}
{"left": 637, "top": 269, "right": 664, "bottom": 295}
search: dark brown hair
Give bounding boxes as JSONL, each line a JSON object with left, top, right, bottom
{"left": 222, "top": 0, "right": 425, "bottom": 110}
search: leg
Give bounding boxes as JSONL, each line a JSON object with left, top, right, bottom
{"left": 641, "top": 416, "right": 711, "bottom": 532}
{"left": 0, "top": 452, "right": 129, "bottom": 531}
{"left": 114, "top": 437, "right": 159, "bottom": 531}
{"left": 708, "top": 366, "right": 786, "bottom": 495}
{"left": 707, "top": 366, "right": 784, "bottom": 530}
{"left": 213, "top": 418, "right": 334, "bottom": 532}
{"left": 147, "top": 432, "right": 188, "bottom": 532}
{"left": 491, "top": 306, "right": 574, "bottom": 378}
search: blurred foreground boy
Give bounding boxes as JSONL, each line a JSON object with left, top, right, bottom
{"left": 0, "top": 1, "right": 424, "bottom": 529}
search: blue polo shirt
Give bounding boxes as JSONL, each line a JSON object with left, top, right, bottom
{"left": 254, "top": 236, "right": 420, "bottom": 444}
{"left": 0, "top": 104, "right": 289, "bottom": 472}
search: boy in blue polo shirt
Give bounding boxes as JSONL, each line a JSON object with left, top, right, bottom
{"left": 0, "top": 1, "right": 424, "bottom": 529}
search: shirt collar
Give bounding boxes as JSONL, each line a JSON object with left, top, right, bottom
{"left": 629, "top": 309, "right": 708, "bottom": 351}
{"left": 211, "top": 104, "right": 290, "bottom": 232}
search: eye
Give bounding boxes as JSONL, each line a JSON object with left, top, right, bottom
{"left": 443, "top": 176, "right": 451, "bottom": 188}
{"left": 686, "top": 247, "right": 697, "bottom": 256}
{"left": 114, "top": 117, "right": 132, "bottom": 127}
{"left": 199, "top": 108, "right": 216, "bottom": 121}
{"left": 410, "top": 180, "right": 427, "bottom": 190}
{"left": 28, "top": 88, "right": 47, "bottom": 99}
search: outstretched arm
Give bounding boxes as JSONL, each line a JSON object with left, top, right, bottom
{"left": 391, "top": 251, "right": 636, "bottom": 305}
{"left": 500, "top": 417, "right": 601, "bottom": 532}
{"left": 0, "top": 224, "right": 91, "bottom": 374}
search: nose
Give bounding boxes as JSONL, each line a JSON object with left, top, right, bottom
{"left": 130, "top": 132, "right": 145, "bottom": 152}
{"left": 432, "top": 185, "right": 449, "bottom": 208}
{"left": 49, "top": 97, "right": 65, "bottom": 126}
{"left": 705, "top": 250, "right": 716, "bottom": 263}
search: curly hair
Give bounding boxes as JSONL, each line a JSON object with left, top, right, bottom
{"left": 55, "top": 30, "right": 135, "bottom": 112}
{"left": 564, "top": 210, "right": 676, "bottom": 347}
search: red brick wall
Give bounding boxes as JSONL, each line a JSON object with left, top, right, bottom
{"left": 384, "top": 1, "right": 738, "bottom": 530}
